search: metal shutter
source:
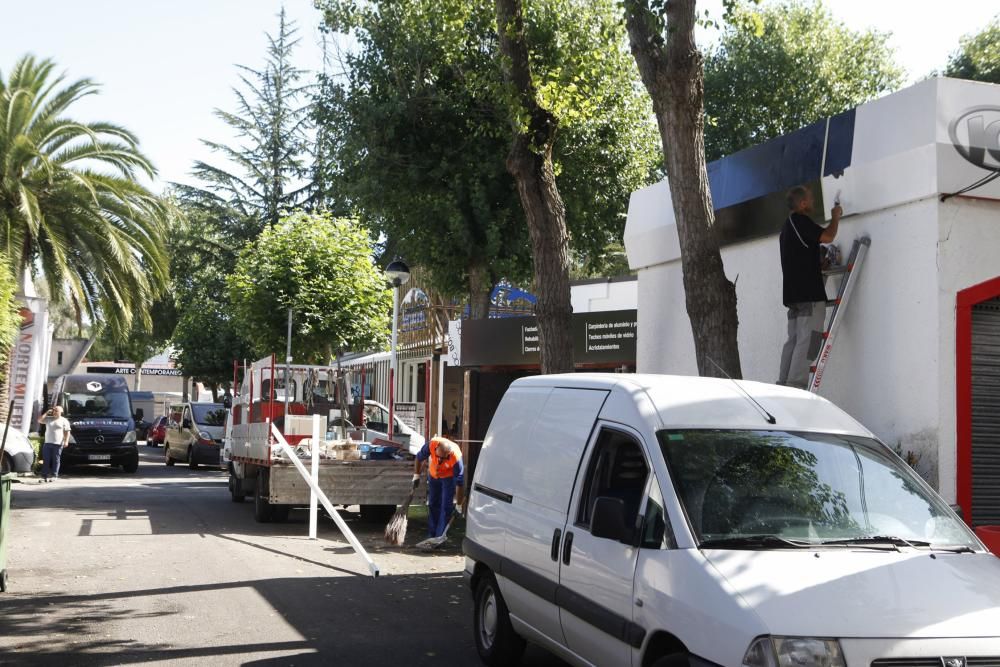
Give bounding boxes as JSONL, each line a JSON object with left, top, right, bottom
{"left": 972, "top": 297, "right": 1000, "bottom": 525}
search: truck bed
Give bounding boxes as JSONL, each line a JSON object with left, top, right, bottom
{"left": 267, "top": 459, "right": 426, "bottom": 506}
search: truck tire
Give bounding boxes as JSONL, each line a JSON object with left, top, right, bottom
{"left": 229, "top": 472, "right": 246, "bottom": 503}
{"left": 254, "top": 470, "right": 273, "bottom": 523}
{"left": 359, "top": 504, "right": 396, "bottom": 523}
{"left": 474, "top": 571, "right": 525, "bottom": 666}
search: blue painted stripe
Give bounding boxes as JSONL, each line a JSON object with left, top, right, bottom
{"left": 707, "top": 108, "right": 856, "bottom": 211}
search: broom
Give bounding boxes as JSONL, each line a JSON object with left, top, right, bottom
{"left": 384, "top": 483, "right": 417, "bottom": 546}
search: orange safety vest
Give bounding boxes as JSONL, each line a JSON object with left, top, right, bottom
{"left": 428, "top": 437, "right": 461, "bottom": 479}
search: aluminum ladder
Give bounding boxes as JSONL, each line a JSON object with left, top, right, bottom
{"left": 809, "top": 236, "right": 871, "bottom": 393}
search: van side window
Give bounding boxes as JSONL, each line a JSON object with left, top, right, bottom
{"left": 576, "top": 429, "right": 649, "bottom": 532}
{"left": 640, "top": 480, "right": 676, "bottom": 550}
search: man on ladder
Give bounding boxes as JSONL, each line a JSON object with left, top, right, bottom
{"left": 777, "top": 185, "right": 842, "bottom": 389}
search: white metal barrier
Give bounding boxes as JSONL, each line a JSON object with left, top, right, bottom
{"left": 269, "top": 420, "right": 381, "bottom": 578}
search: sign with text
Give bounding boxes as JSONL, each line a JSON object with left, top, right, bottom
{"left": 460, "top": 310, "right": 637, "bottom": 367}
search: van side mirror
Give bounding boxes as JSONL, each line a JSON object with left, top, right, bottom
{"left": 590, "top": 496, "right": 631, "bottom": 543}
{"left": 134, "top": 408, "right": 144, "bottom": 422}
{"left": 950, "top": 503, "right": 965, "bottom": 521}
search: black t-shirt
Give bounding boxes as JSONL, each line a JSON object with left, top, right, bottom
{"left": 779, "top": 212, "right": 827, "bottom": 306}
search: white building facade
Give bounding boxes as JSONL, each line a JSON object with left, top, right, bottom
{"left": 625, "top": 78, "right": 1000, "bottom": 526}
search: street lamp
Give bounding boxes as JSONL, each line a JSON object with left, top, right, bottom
{"left": 386, "top": 260, "right": 410, "bottom": 443}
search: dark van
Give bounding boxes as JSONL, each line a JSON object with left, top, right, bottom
{"left": 48, "top": 374, "right": 140, "bottom": 473}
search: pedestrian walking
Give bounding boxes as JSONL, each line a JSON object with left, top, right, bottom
{"left": 412, "top": 436, "right": 465, "bottom": 538}
{"left": 37, "top": 406, "right": 71, "bottom": 482}
{"left": 777, "top": 185, "right": 842, "bottom": 388}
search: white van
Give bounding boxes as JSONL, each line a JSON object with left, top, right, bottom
{"left": 464, "top": 374, "right": 1000, "bottom": 667}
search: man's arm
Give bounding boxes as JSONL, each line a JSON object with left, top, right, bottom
{"left": 62, "top": 421, "right": 70, "bottom": 448}
{"left": 453, "top": 456, "right": 465, "bottom": 505}
{"left": 819, "top": 204, "right": 842, "bottom": 243}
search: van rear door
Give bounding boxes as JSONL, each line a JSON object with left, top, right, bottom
{"left": 476, "top": 386, "right": 608, "bottom": 650}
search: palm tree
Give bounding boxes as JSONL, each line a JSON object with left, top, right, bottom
{"left": 0, "top": 55, "right": 168, "bottom": 339}
{"left": 0, "top": 55, "right": 168, "bottom": 421}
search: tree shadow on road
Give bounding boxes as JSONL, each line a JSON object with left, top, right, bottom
{"left": 0, "top": 574, "right": 566, "bottom": 666}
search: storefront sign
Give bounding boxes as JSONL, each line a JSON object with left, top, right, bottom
{"left": 460, "top": 310, "right": 637, "bottom": 367}
{"left": 88, "top": 366, "right": 184, "bottom": 376}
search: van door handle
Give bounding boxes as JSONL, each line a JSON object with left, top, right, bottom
{"left": 562, "top": 531, "right": 574, "bottom": 566}
{"left": 550, "top": 529, "right": 562, "bottom": 561}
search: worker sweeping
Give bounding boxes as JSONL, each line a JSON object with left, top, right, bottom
{"left": 412, "top": 436, "right": 464, "bottom": 538}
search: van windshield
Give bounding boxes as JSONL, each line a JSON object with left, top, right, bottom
{"left": 658, "top": 430, "right": 977, "bottom": 549}
{"left": 191, "top": 404, "right": 226, "bottom": 427}
{"left": 60, "top": 391, "right": 132, "bottom": 420}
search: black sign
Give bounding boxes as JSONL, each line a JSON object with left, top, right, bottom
{"left": 461, "top": 310, "right": 637, "bottom": 367}
{"left": 88, "top": 366, "right": 184, "bottom": 377}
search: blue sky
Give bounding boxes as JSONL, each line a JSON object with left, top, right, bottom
{"left": 1, "top": 1, "right": 996, "bottom": 190}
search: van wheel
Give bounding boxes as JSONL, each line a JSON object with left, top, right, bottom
{"left": 122, "top": 458, "right": 139, "bottom": 473}
{"left": 229, "top": 473, "right": 246, "bottom": 503}
{"left": 651, "top": 654, "right": 691, "bottom": 667}
{"left": 165, "top": 449, "right": 175, "bottom": 466}
{"left": 474, "top": 572, "right": 525, "bottom": 666}
{"left": 254, "top": 470, "right": 273, "bottom": 523}
{"left": 188, "top": 448, "right": 198, "bottom": 469}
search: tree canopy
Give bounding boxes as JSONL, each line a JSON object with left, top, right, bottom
{"left": 703, "top": 0, "right": 904, "bottom": 161}
{"left": 945, "top": 15, "right": 1000, "bottom": 84}
{"left": 317, "top": 0, "right": 659, "bottom": 320}
{"left": 0, "top": 55, "right": 169, "bottom": 339}
{"left": 228, "top": 212, "right": 390, "bottom": 363}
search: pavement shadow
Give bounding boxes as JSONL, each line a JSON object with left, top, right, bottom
{"left": 0, "top": 574, "right": 567, "bottom": 666}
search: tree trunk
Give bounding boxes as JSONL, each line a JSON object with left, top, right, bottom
{"left": 623, "top": 0, "right": 742, "bottom": 378}
{"left": 210, "top": 383, "right": 220, "bottom": 402}
{"left": 467, "top": 263, "right": 494, "bottom": 320}
{"left": 495, "top": 0, "right": 574, "bottom": 375}
{"left": 182, "top": 376, "right": 189, "bottom": 402}
{"left": 134, "top": 362, "right": 143, "bottom": 391}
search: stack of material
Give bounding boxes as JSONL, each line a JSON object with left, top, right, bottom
{"left": 276, "top": 438, "right": 361, "bottom": 461}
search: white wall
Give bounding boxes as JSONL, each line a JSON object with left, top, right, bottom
{"left": 570, "top": 278, "right": 637, "bottom": 313}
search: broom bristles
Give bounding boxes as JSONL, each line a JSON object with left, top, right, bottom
{"left": 384, "top": 507, "right": 408, "bottom": 545}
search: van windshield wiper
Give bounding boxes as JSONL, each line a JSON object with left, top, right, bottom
{"left": 820, "top": 535, "right": 930, "bottom": 550}
{"left": 699, "top": 535, "right": 813, "bottom": 550}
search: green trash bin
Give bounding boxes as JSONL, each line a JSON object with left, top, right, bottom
{"left": 0, "top": 472, "right": 10, "bottom": 592}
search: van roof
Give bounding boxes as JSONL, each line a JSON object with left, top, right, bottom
{"left": 509, "top": 373, "right": 872, "bottom": 436}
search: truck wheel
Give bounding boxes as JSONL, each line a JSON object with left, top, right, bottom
{"left": 229, "top": 473, "right": 246, "bottom": 503}
{"left": 254, "top": 470, "right": 273, "bottom": 523}
{"left": 474, "top": 571, "right": 525, "bottom": 666}
{"left": 359, "top": 505, "right": 396, "bottom": 523}
{"left": 188, "top": 448, "right": 198, "bottom": 469}
{"left": 0, "top": 569, "right": 7, "bottom": 593}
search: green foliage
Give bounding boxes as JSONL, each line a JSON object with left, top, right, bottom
{"left": 166, "top": 189, "right": 254, "bottom": 386}
{"left": 192, "top": 9, "right": 313, "bottom": 235}
{"left": 317, "top": 0, "right": 659, "bottom": 297}
{"left": 228, "top": 212, "right": 391, "bottom": 363}
{"left": 945, "top": 15, "right": 1000, "bottom": 84}
{"left": 0, "top": 55, "right": 169, "bottom": 340}
{"left": 0, "top": 257, "right": 20, "bottom": 361}
{"left": 703, "top": 0, "right": 904, "bottom": 161}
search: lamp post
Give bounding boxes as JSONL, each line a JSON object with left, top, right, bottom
{"left": 385, "top": 259, "right": 410, "bottom": 443}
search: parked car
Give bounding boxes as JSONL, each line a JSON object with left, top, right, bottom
{"left": 164, "top": 403, "right": 225, "bottom": 469}
{"left": 0, "top": 427, "right": 35, "bottom": 474}
{"left": 147, "top": 416, "right": 167, "bottom": 447}
{"left": 464, "top": 374, "right": 1000, "bottom": 667}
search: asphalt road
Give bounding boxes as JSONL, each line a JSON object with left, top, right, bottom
{"left": 0, "top": 445, "right": 567, "bottom": 666}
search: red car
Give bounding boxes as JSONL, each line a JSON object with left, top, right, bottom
{"left": 148, "top": 416, "right": 168, "bottom": 447}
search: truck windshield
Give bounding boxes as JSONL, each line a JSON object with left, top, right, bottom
{"left": 61, "top": 391, "right": 132, "bottom": 420}
{"left": 658, "top": 430, "right": 978, "bottom": 549}
{"left": 191, "top": 404, "right": 226, "bottom": 427}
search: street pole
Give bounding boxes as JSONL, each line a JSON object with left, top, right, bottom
{"left": 389, "top": 283, "right": 399, "bottom": 443}
{"left": 284, "top": 307, "right": 293, "bottom": 419}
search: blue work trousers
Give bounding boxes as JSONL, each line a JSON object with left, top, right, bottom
{"left": 41, "top": 442, "right": 63, "bottom": 479}
{"left": 426, "top": 475, "right": 456, "bottom": 538}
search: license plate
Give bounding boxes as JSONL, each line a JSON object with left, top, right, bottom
{"left": 88, "top": 454, "right": 111, "bottom": 461}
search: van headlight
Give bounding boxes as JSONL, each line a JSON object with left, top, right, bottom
{"left": 123, "top": 430, "right": 137, "bottom": 443}
{"left": 743, "top": 636, "right": 846, "bottom": 667}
